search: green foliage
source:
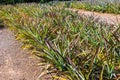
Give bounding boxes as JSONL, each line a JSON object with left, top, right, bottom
{"left": 0, "top": 0, "right": 50, "bottom": 4}
{"left": 0, "top": 3, "right": 120, "bottom": 80}
{"left": 1, "top": 0, "right": 15, "bottom": 4}
{"left": 69, "top": 2, "right": 120, "bottom": 14}
{"left": 51, "top": 1, "right": 120, "bottom": 14}
{"left": 0, "top": 19, "right": 3, "bottom": 27}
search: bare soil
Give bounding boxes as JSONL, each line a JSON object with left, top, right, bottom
{"left": 0, "top": 27, "right": 51, "bottom": 80}
{"left": 69, "top": 8, "right": 120, "bottom": 26}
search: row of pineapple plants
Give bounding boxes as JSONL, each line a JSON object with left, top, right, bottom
{"left": 70, "top": 2, "right": 120, "bottom": 14}
{"left": 0, "top": 3, "right": 120, "bottom": 80}
{"left": 49, "top": 1, "right": 120, "bottom": 14}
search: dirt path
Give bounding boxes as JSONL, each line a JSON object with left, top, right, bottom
{"left": 0, "top": 27, "right": 49, "bottom": 80}
{"left": 69, "top": 8, "right": 120, "bottom": 26}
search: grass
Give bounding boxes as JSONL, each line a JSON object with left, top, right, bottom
{"left": 0, "top": 3, "right": 120, "bottom": 80}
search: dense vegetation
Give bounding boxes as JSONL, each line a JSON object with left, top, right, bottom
{"left": 0, "top": 0, "right": 54, "bottom": 4}
{"left": 0, "top": 3, "right": 120, "bottom": 80}
{"left": 49, "top": 1, "right": 120, "bottom": 14}
{"left": 0, "top": 0, "right": 73, "bottom": 4}
{"left": 69, "top": 2, "right": 120, "bottom": 14}
{"left": 1, "top": 0, "right": 120, "bottom": 14}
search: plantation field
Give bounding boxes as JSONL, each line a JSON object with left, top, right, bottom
{"left": 49, "top": 1, "right": 120, "bottom": 14}
{"left": 0, "top": 2, "right": 120, "bottom": 80}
